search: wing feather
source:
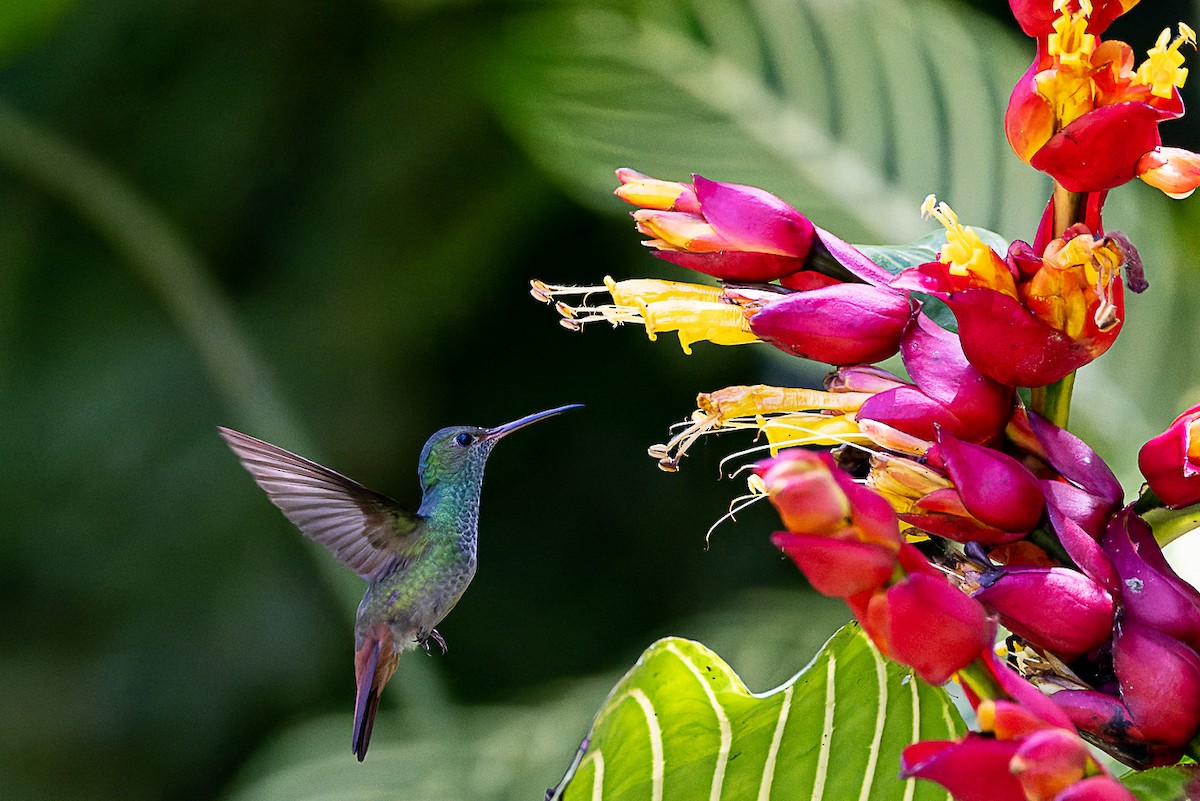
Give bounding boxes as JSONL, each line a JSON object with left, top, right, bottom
{"left": 218, "top": 427, "right": 423, "bottom": 582}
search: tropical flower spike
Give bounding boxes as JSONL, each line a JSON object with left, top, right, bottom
{"left": 531, "top": 0, "right": 1200, "bottom": 796}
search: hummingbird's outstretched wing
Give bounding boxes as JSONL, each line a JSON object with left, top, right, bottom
{"left": 218, "top": 427, "right": 423, "bottom": 582}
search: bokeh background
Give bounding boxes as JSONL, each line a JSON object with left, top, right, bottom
{"left": 1, "top": 1, "right": 1198, "bottom": 799}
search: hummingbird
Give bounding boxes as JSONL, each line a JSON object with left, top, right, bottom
{"left": 218, "top": 404, "right": 581, "bottom": 761}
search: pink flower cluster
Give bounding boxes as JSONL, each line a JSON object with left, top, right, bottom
{"left": 532, "top": 0, "right": 1200, "bottom": 796}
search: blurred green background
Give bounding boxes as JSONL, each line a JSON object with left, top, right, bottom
{"left": 1, "top": 1, "right": 1197, "bottom": 799}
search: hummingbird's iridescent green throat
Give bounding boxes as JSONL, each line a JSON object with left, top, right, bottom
{"left": 218, "top": 403, "right": 582, "bottom": 761}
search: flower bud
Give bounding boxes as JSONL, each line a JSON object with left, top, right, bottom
{"left": 937, "top": 429, "right": 1046, "bottom": 534}
{"left": 973, "top": 567, "right": 1113, "bottom": 660}
{"left": 854, "top": 548, "right": 991, "bottom": 684}
{"left": 615, "top": 169, "right": 815, "bottom": 282}
{"left": 749, "top": 284, "right": 913, "bottom": 365}
{"left": 771, "top": 532, "right": 897, "bottom": 597}
{"left": 1102, "top": 508, "right": 1200, "bottom": 653}
{"left": 1138, "top": 402, "right": 1200, "bottom": 509}
{"left": 758, "top": 450, "right": 901, "bottom": 549}
{"left": 1010, "top": 729, "right": 1089, "bottom": 801}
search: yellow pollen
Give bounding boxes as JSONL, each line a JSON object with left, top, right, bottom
{"left": 1135, "top": 24, "right": 1196, "bottom": 99}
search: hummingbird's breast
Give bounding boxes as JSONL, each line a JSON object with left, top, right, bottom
{"left": 355, "top": 543, "right": 477, "bottom": 650}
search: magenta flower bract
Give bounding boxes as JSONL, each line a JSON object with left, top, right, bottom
{"left": 749, "top": 283, "right": 913, "bottom": 365}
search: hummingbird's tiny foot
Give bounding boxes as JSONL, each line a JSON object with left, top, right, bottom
{"left": 417, "top": 628, "right": 448, "bottom": 655}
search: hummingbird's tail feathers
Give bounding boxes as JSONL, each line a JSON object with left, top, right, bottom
{"left": 352, "top": 625, "right": 399, "bottom": 762}
{"left": 217, "top": 427, "right": 423, "bottom": 582}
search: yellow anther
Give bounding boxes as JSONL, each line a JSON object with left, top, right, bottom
{"left": 1047, "top": 1, "right": 1097, "bottom": 67}
{"left": 1135, "top": 23, "right": 1196, "bottom": 99}
{"left": 922, "top": 195, "right": 1016, "bottom": 296}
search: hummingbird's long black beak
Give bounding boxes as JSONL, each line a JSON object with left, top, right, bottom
{"left": 481, "top": 403, "right": 583, "bottom": 442}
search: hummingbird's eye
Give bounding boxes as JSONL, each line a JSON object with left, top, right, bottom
{"left": 454, "top": 432, "right": 473, "bottom": 447}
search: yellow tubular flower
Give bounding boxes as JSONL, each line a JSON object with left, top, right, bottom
{"left": 614, "top": 174, "right": 695, "bottom": 211}
{"left": 632, "top": 209, "right": 730, "bottom": 252}
{"left": 604, "top": 276, "right": 724, "bottom": 306}
{"left": 531, "top": 276, "right": 754, "bottom": 353}
{"left": 757, "top": 413, "right": 869, "bottom": 453}
{"left": 649, "top": 384, "right": 873, "bottom": 471}
{"left": 638, "top": 299, "right": 757, "bottom": 354}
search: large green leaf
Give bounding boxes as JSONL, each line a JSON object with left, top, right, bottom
{"left": 1123, "top": 764, "right": 1200, "bottom": 801}
{"left": 486, "top": 0, "right": 1047, "bottom": 245}
{"left": 553, "top": 624, "right": 960, "bottom": 801}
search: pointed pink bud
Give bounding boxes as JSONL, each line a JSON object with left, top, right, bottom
{"left": 1138, "top": 402, "right": 1200, "bottom": 509}
{"left": 614, "top": 170, "right": 815, "bottom": 282}
{"left": 1013, "top": 408, "right": 1123, "bottom": 508}
{"left": 1052, "top": 690, "right": 1156, "bottom": 768}
{"left": 1052, "top": 777, "right": 1138, "bottom": 801}
{"left": 771, "top": 532, "right": 897, "bottom": 597}
{"left": 749, "top": 284, "right": 912, "bottom": 365}
{"left": 902, "top": 488, "right": 1026, "bottom": 545}
{"left": 758, "top": 450, "right": 902, "bottom": 548}
{"left": 1042, "top": 480, "right": 1116, "bottom": 541}
{"left": 937, "top": 430, "right": 1045, "bottom": 534}
{"left": 1045, "top": 510, "right": 1119, "bottom": 592}
{"left": 1010, "top": 729, "right": 1089, "bottom": 801}
{"left": 1112, "top": 621, "right": 1200, "bottom": 752}
{"left": 692, "top": 174, "right": 814, "bottom": 258}
{"left": 857, "top": 560, "right": 991, "bottom": 684}
{"left": 973, "top": 567, "right": 1114, "bottom": 660}
{"left": 1102, "top": 508, "right": 1200, "bottom": 653}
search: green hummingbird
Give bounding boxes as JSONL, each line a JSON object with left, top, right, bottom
{"left": 218, "top": 403, "right": 581, "bottom": 761}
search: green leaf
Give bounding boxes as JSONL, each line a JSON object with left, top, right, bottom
{"left": 554, "top": 624, "right": 961, "bottom": 801}
{"left": 485, "top": 0, "right": 1047, "bottom": 245}
{"left": 1122, "top": 764, "right": 1199, "bottom": 801}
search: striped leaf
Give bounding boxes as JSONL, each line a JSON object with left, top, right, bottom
{"left": 486, "top": 0, "right": 1047, "bottom": 245}
{"left": 553, "top": 624, "right": 960, "bottom": 801}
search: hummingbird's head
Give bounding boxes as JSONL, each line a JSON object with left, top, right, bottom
{"left": 417, "top": 425, "right": 495, "bottom": 492}
{"left": 416, "top": 404, "right": 583, "bottom": 492}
